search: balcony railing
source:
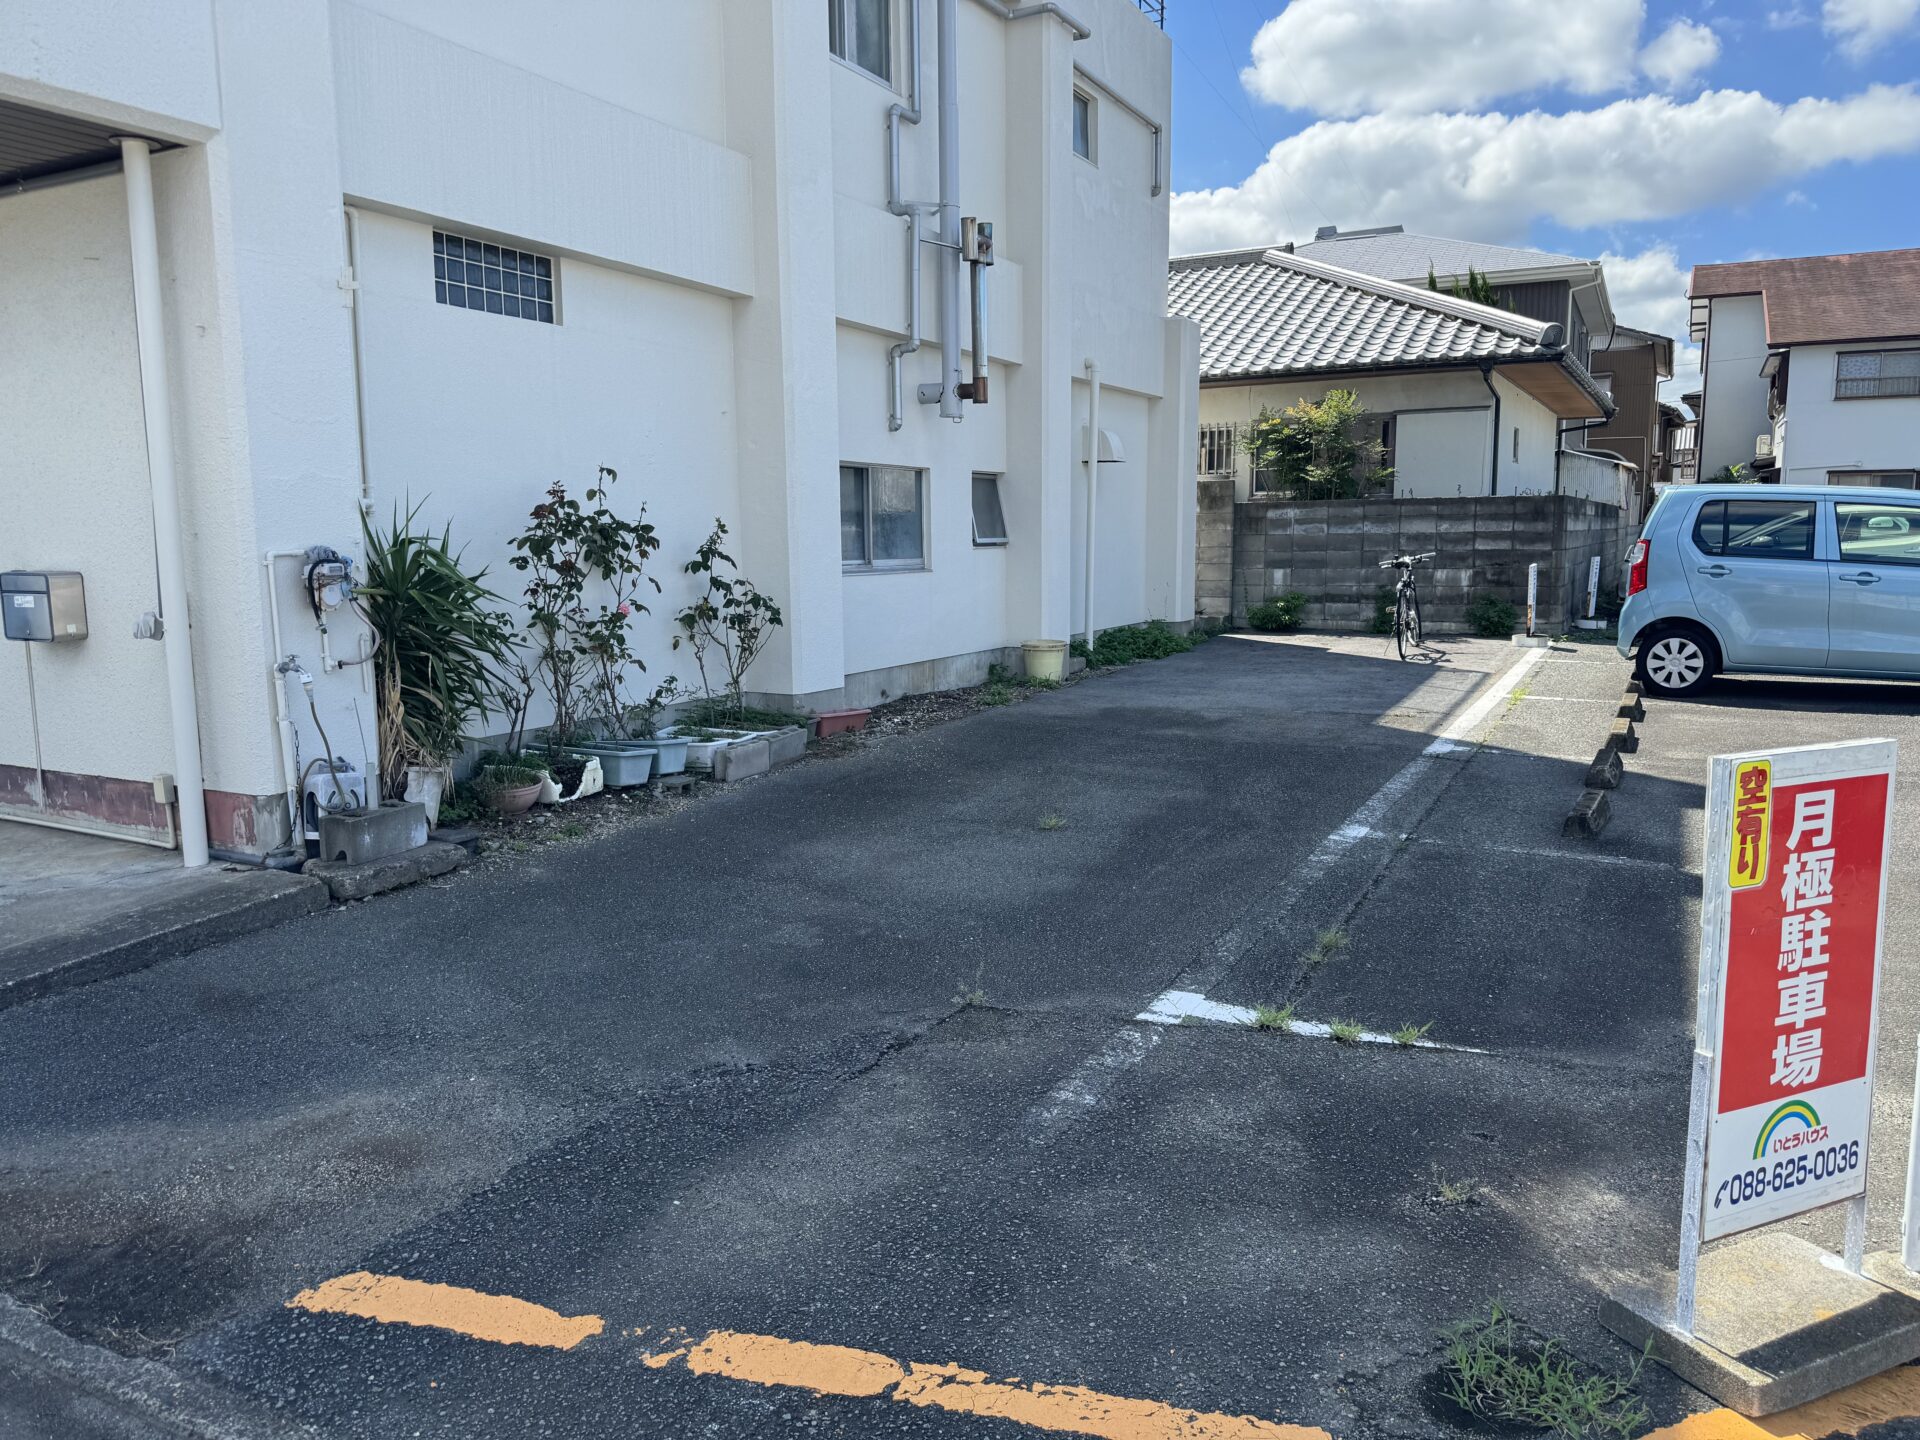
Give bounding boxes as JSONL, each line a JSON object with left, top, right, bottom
{"left": 1133, "top": 0, "right": 1165, "bottom": 25}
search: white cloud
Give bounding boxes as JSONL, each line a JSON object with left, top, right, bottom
{"left": 1639, "top": 19, "right": 1721, "bottom": 89}
{"left": 1767, "top": 5, "right": 1814, "bottom": 26}
{"left": 1170, "top": 85, "right": 1920, "bottom": 255}
{"left": 1240, "top": 0, "right": 1646, "bottom": 117}
{"left": 1824, "top": 0, "right": 1920, "bottom": 58}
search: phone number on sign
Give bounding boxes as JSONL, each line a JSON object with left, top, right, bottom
{"left": 1714, "top": 1141, "right": 1860, "bottom": 1212}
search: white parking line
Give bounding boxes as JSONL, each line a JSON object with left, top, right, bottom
{"left": 1023, "top": 647, "right": 1550, "bottom": 1140}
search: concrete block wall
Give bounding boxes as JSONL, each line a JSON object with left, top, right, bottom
{"left": 1195, "top": 478, "right": 1234, "bottom": 623}
{"left": 1231, "top": 495, "right": 1630, "bottom": 635}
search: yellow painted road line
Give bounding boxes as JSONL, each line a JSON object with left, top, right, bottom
{"left": 287, "top": 1271, "right": 1920, "bottom": 1440}
{"left": 287, "top": 1272, "right": 603, "bottom": 1350}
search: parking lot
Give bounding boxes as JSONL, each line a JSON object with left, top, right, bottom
{"left": 5, "top": 632, "right": 1920, "bottom": 1439}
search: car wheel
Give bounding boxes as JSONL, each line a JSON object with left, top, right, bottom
{"left": 1637, "top": 627, "right": 1715, "bottom": 697}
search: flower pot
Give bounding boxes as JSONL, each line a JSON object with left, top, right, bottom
{"left": 403, "top": 765, "right": 449, "bottom": 826}
{"left": 1022, "top": 639, "right": 1068, "bottom": 683}
{"left": 659, "top": 726, "right": 754, "bottom": 771}
{"left": 487, "top": 779, "right": 543, "bottom": 816}
{"left": 569, "top": 745, "right": 653, "bottom": 788}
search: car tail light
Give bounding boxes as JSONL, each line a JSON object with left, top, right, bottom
{"left": 1627, "top": 538, "right": 1650, "bottom": 597}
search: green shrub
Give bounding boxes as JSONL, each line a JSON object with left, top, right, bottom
{"left": 1370, "top": 585, "right": 1397, "bottom": 635}
{"left": 1247, "top": 592, "right": 1308, "bottom": 632}
{"left": 1088, "top": 620, "right": 1198, "bottom": 667}
{"left": 1466, "top": 594, "right": 1519, "bottom": 638}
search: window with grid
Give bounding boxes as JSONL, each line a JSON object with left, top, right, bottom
{"left": 1197, "top": 424, "right": 1236, "bottom": 476}
{"left": 434, "top": 231, "right": 554, "bottom": 323}
{"left": 828, "top": 0, "right": 892, "bottom": 82}
{"left": 1828, "top": 470, "right": 1920, "bottom": 489}
{"left": 841, "top": 464, "right": 925, "bottom": 570}
{"left": 1836, "top": 349, "right": 1920, "bottom": 399}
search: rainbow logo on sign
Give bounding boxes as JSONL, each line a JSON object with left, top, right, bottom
{"left": 1753, "top": 1100, "right": 1823, "bottom": 1159}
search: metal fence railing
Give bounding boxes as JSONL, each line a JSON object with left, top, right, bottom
{"left": 1133, "top": 0, "right": 1165, "bottom": 26}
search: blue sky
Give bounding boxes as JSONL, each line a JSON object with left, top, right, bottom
{"left": 1161, "top": 0, "right": 1920, "bottom": 394}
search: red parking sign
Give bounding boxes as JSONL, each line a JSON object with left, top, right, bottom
{"left": 1694, "top": 744, "right": 1896, "bottom": 1243}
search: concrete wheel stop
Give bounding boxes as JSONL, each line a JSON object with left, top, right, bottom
{"left": 1600, "top": 1233, "right": 1920, "bottom": 1416}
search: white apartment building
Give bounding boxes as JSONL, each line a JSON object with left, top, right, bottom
{"left": 1689, "top": 248, "right": 1920, "bottom": 487}
{"left": 1, "top": 0, "right": 1198, "bottom": 863}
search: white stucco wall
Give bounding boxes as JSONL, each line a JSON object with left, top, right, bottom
{"left": 2, "top": 0, "right": 1194, "bottom": 851}
{"left": 1777, "top": 344, "right": 1920, "bottom": 484}
{"left": 1698, "top": 294, "right": 1770, "bottom": 481}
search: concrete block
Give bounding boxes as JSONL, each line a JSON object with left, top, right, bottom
{"left": 1607, "top": 715, "right": 1639, "bottom": 753}
{"left": 428, "top": 826, "right": 483, "bottom": 856}
{"left": 304, "top": 840, "right": 466, "bottom": 902}
{"left": 1602, "top": 1233, "right": 1920, "bottom": 1416}
{"left": 1585, "top": 747, "right": 1624, "bottom": 790}
{"left": 712, "top": 737, "right": 771, "bottom": 782}
{"left": 1619, "top": 690, "right": 1646, "bottom": 722}
{"left": 1566, "top": 783, "right": 1612, "bottom": 840}
{"left": 765, "top": 725, "right": 808, "bottom": 767}
{"left": 316, "top": 801, "right": 428, "bottom": 865}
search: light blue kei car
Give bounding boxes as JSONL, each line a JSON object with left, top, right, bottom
{"left": 1617, "top": 483, "right": 1920, "bottom": 696}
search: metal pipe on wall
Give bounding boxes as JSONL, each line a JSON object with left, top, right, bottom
{"left": 117, "top": 136, "right": 210, "bottom": 868}
{"left": 886, "top": 0, "right": 927, "bottom": 431}
{"left": 935, "top": 0, "right": 964, "bottom": 420}
{"left": 1083, "top": 359, "right": 1101, "bottom": 648}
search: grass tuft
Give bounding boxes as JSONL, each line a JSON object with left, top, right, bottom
{"left": 1252, "top": 1004, "right": 1295, "bottom": 1032}
{"left": 1439, "top": 1304, "right": 1648, "bottom": 1440}
{"left": 1038, "top": 815, "right": 1067, "bottom": 831}
{"left": 1391, "top": 1021, "right": 1434, "bottom": 1046}
{"left": 1328, "top": 1018, "right": 1365, "bottom": 1044}
{"left": 1428, "top": 1168, "right": 1482, "bottom": 1207}
{"left": 1301, "top": 927, "right": 1351, "bottom": 970}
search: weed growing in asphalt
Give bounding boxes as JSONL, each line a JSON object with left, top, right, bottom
{"left": 1439, "top": 1304, "right": 1648, "bottom": 1440}
{"left": 1328, "top": 1018, "right": 1365, "bottom": 1044}
{"left": 1038, "top": 814, "right": 1067, "bottom": 831}
{"left": 952, "top": 963, "right": 988, "bottom": 1008}
{"left": 1300, "top": 927, "right": 1351, "bottom": 972}
{"left": 1252, "top": 1004, "right": 1295, "bottom": 1031}
{"left": 1392, "top": 1021, "right": 1434, "bottom": 1046}
{"left": 981, "top": 682, "right": 1016, "bottom": 706}
{"left": 553, "top": 821, "right": 586, "bottom": 841}
{"left": 1427, "top": 1167, "right": 1482, "bottom": 1207}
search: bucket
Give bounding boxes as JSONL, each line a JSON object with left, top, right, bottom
{"left": 1021, "top": 639, "right": 1068, "bottom": 684}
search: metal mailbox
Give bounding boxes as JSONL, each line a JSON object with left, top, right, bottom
{"left": 2, "top": 572, "right": 88, "bottom": 642}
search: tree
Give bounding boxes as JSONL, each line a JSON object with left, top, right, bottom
{"left": 1240, "top": 389, "right": 1394, "bottom": 501}
{"left": 1428, "top": 264, "right": 1503, "bottom": 309}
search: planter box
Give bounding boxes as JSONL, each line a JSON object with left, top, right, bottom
{"left": 568, "top": 746, "right": 652, "bottom": 788}
{"left": 659, "top": 726, "right": 757, "bottom": 771}
{"left": 814, "top": 707, "right": 870, "bottom": 737}
{"left": 316, "top": 800, "right": 428, "bottom": 865}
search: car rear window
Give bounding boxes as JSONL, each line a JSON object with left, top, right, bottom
{"left": 1836, "top": 502, "right": 1920, "bottom": 566}
{"left": 1691, "top": 499, "right": 1816, "bottom": 559}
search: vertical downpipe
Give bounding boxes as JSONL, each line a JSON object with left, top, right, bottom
{"left": 886, "top": 0, "right": 924, "bottom": 431}
{"left": 936, "top": 0, "right": 964, "bottom": 419}
{"left": 1084, "top": 359, "right": 1101, "bottom": 648}
{"left": 118, "top": 137, "right": 210, "bottom": 868}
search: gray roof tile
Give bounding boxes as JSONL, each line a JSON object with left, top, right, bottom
{"left": 1167, "top": 248, "right": 1569, "bottom": 383}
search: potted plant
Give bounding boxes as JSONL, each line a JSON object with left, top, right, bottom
{"left": 358, "top": 502, "right": 518, "bottom": 825}
{"left": 664, "top": 520, "right": 788, "bottom": 768}
{"left": 475, "top": 762, "right": 545, "bottom": 816}
{"left": 507, "top": 466, "right": 665, "bottom": 787}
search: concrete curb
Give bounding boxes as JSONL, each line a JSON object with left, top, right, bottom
{"left": 1563, "top": 788, "right": 1613, "bottom": 837}
{"left": 0, "top": 1293, "right": 303, "bottom": 1439}
{"left": 0, "top": 870, "right": 328, "bottom": 1011}
{"left": 304, "top": 840, "right": 467, "bottom": 901}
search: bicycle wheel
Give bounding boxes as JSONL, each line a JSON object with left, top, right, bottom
{"left": 1406, "top": 589, "right": 1423, "bottom": 650}
{"left": 1395, "top": 592, "right": 1412, "bottom": 660}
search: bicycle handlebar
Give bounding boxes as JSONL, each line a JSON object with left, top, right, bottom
{"left": 1377, "top": 552, "right": 1436, "bottom": 570}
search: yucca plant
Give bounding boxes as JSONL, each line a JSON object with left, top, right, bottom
{"left": 358, "top": 503, "right": 518, "bottom": 800}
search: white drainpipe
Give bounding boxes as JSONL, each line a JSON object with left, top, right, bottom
{"left": 116, "top": 137, "right": 209, "bottom": 868}
{"left": 886, "top": 0, "right": 926, "bottom": 432}
{"left": 935, "top": 0, "right": 964, "bottom": 420}
{"left": 1083, "top": 358, "right": 1101, "bottom": 649}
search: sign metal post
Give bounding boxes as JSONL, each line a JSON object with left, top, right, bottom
{"left": 1525, "top": 561, "right": 1539, "bottom": 638}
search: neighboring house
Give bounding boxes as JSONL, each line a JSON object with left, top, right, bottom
{"left": 1587, "top": 326, "right": 1677, "bottom": 512}
{"left": 0, "top": 0, "right": 1196, "bottom": 862}
{"left": 1660, "top": 402, "right": 1699, "bottom": 486}
{"left": 1170, "top": 247, "right": 1628, "bottom": 634}
{"left": 1689, "top": 247, "right": 1920, "bottom": 488}
{"left": 1170, "top": 248, "right": 1616, "bottom": 502}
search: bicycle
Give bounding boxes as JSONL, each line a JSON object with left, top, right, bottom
{"left": 1378, "top": 552, "right": 1435, "bottom": 660}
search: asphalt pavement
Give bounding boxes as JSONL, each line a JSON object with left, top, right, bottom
{"left": 6, "top": 632, "right": 1920, "bottom": 1439}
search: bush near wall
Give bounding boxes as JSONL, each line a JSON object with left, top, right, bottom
{"left": 1247, "top": 593, "right": 1308, "bottom": 632}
